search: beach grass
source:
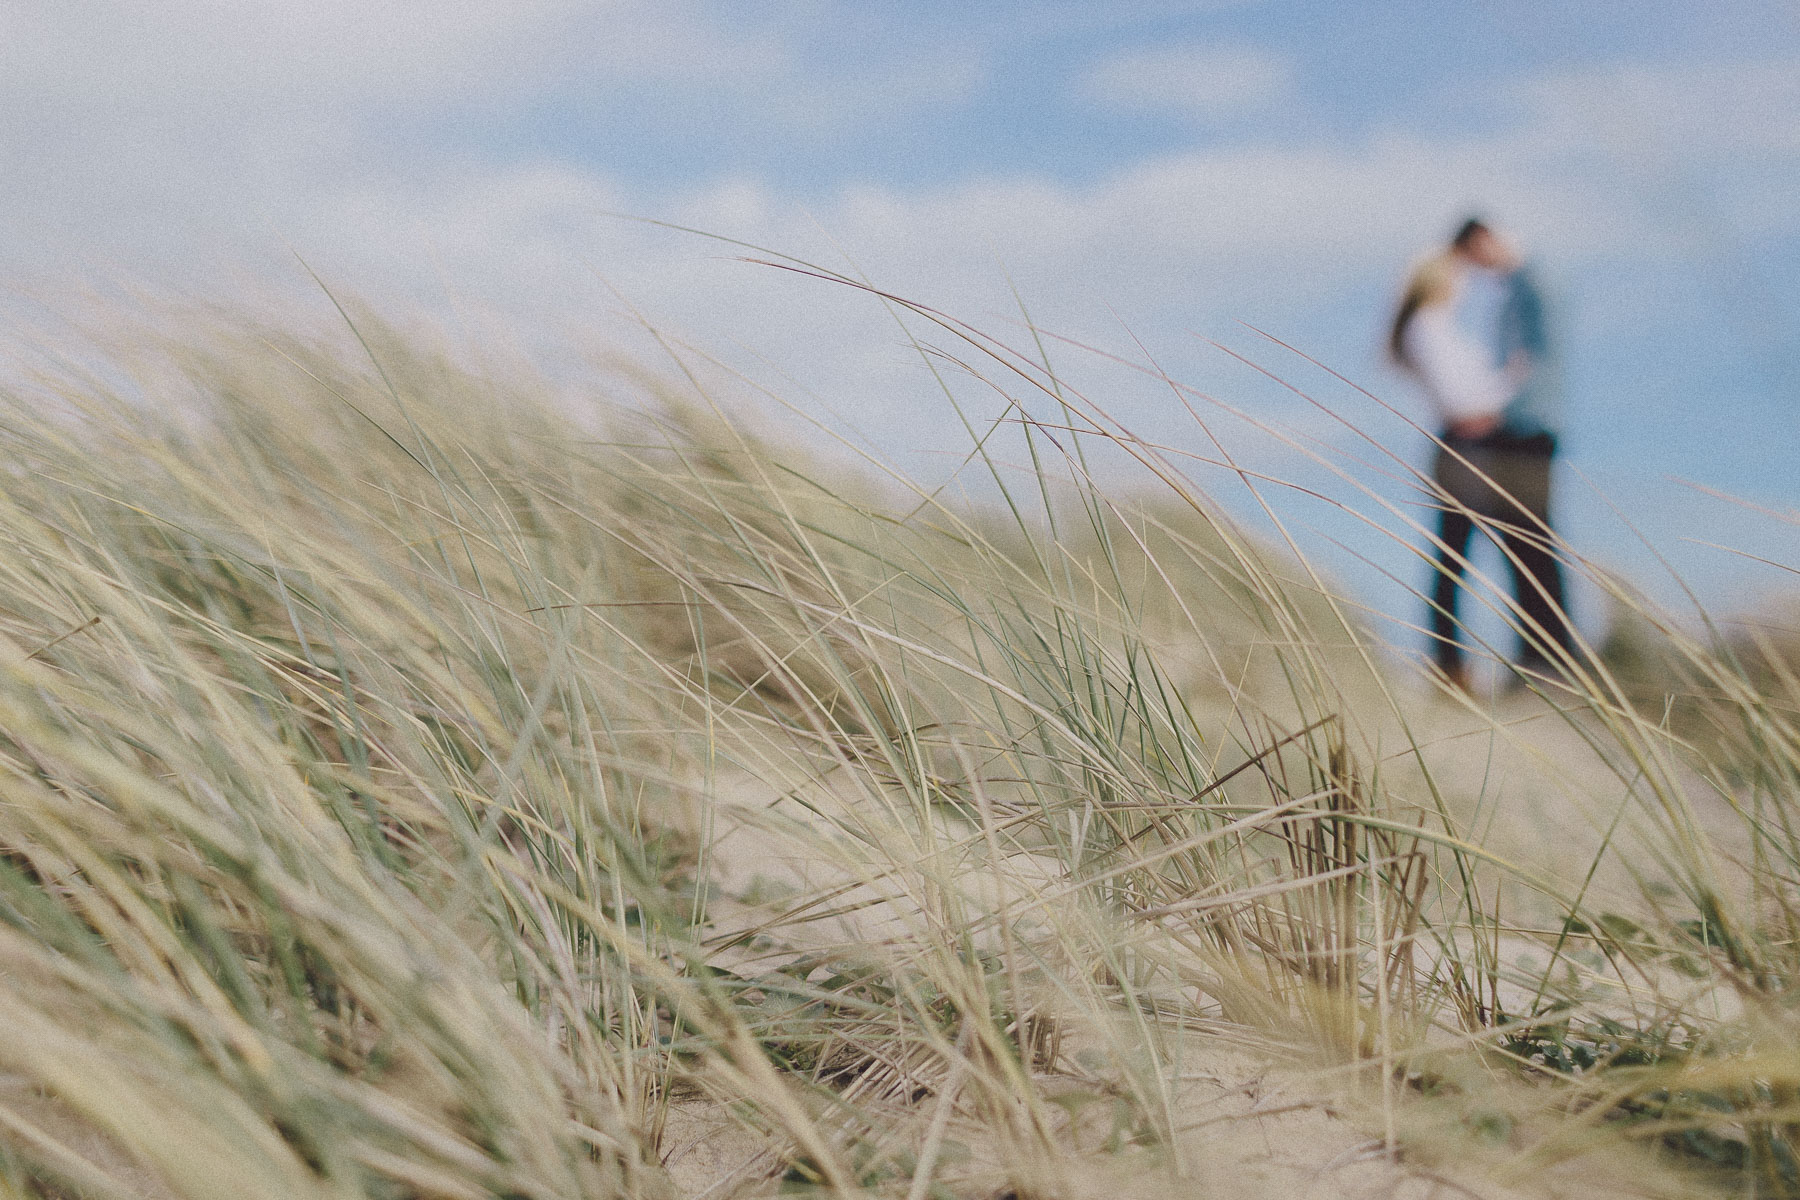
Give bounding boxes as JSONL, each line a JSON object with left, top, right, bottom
{"left": 0, "top": 293, "right": 1796, "bottom": 1199}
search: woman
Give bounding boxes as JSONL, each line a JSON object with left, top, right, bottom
{"left": 1390, "top": 252, "right": 1551, "bottom": 693}
{"left": 1389, "top": 253, "right": 1512, "bottom": 438}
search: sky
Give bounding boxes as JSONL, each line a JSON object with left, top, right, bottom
{"left": 3, "top": 0, "right": 1799, "bottom": 662}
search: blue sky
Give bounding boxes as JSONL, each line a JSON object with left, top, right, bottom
{"left": 3, "top": 0, "right": 1798, "bottom": 658}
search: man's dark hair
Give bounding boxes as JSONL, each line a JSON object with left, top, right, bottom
{"left": 1451, "top": 217, "right": 1490, "bottom": 250}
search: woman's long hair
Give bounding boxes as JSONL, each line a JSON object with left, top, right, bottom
{"left": 1388, "top": 253, "right": 1459, "bottom": 368}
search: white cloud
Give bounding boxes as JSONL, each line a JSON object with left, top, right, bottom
{"left": 759, "top": 52, "right": 986, "bottom": 138}
{"left": 0, "top": 0, "right": 990, "bottom": 284}
{"left": 0, "top": 1, "right": 768, "bottom": 110}
{"left": 0, "top": 20, "right": 1794, "bottom": 622}
{"left": 1503, "top": 57, "right": 1800, "bottom": 244}
{"left": 2, "top": 8, "right": 1796, "bottom": 477}
{"left": 1512, "top": 58, "right": 1800, "bottom": 160}
{"left": 0, "top": 51, "right": 1782, "bottom": 378}
{"left": 78, "top": 113, "right": 1612, "bottom": 472}
{"left": 1010, "top": 2, "right": 1267, "bottom": 40}
{"left": 0, "top": 0, "right": 782, "bottom": 260}
{"left": 1078, "top": 43, "right": 1294, "bottom": 121}
{"left": 0, "top": 1, "right": 970, "bottom": 192}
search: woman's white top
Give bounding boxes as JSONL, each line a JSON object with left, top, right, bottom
{"left": 1401, "top": 304, "right": 1511, "bottom": 428}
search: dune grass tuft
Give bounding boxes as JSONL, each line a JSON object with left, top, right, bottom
{"left": 0, "top": 298, "right": 1794, "bottom": 1198}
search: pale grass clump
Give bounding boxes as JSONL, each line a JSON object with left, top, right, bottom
{"left": 0, "top": 296, "right": 1792, "bottom": 1200}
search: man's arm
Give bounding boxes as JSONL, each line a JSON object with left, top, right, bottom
{"left": 1503, "top": 267, "right": 1550, "bottom": 360}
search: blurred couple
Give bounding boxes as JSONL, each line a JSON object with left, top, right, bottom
{"left": 1390, "top": 218, "right": 1576, "bottom": 693}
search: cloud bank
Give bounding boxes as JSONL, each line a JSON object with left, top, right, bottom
{"left": 2, "top": 3, "right": 1797, "bottom": 615}
{"left": 1079, "top": 43, "right": 1295, "bottom": 121}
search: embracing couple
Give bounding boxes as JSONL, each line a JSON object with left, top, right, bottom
{"left": 1390, "top": 218, "right": 1578, "bottom": 693}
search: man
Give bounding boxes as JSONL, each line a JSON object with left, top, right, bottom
{"left": 1425, "top": 218, "right": 1576, "bottom": 690}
